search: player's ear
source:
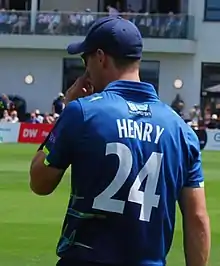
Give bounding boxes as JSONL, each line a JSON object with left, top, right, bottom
{"left": 96, "top": 49, "right": 106, "bottom": 67}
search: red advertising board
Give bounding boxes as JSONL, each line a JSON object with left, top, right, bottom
{"left": 18, "top": 123, "right": 53, "bottom": 144}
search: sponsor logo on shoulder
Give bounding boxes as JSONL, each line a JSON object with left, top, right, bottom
{"left": 127, "top": 102, "right": 152, "bottom": 117}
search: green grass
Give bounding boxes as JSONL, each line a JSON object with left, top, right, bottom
{"left": 0, "top": 144, "right": 219, "bottom": 265}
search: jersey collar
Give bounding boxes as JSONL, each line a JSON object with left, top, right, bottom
{"left": 104, "top": 80, "right": 159, "bottom": 102}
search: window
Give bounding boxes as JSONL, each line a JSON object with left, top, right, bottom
{"left": 201, "top": 63, "right": 220, "bottom": 92}
{"left": 204, "top": 0, "right": 220, "bottom": 21}
{"left": 63, "top": 58, "right": 84, "bottom": 94}
{"left": 9, "top": 0, "right": 40, "bottom": 10}
{"left": 140, "top": 60, "right": 160, "bottom": 92}
{"left": 201, "top": 63, "right": 220, "bottom": 118}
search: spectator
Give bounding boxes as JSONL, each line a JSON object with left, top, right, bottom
{"left": 0, "top": 93, "right": 15, "bottom": 116}
{"left": 10, "top": 110, "right": 19, "bottom": 123}
{"left": 194, "top": 104, "right": 201, "bottom": 116}
{"left": 7, "top": 9, "right": 18, "bottom": 25}
{"left": 207, "top": 114, "right": 219, "bottom": 129}
{"left": 47, "top": 9, "right": 60, "bottom": 34}
{"left": 43, "top": 112, "right": 54, "bottom": 124}
{"left": 171, "top": 94, "right": 185, "bottom": 118}
{"left": 107, "top": 5, "right": 119, "bottom": 16}
{"left": 11, "top": 13, "right": 28, "bottom": 34}
{"left": 0, "top": 109, "right": 12, "bottom": 122}
{"left": 0, "top": 94, "right": 8, "bottom": 118}
{"left": 27, "top": 112, "right": 40, "bottom": 124}
{"left": 53, "top": 12, "right": 70, "bottom": 35}
{"left": 35, "top": 109, "right": 44, "bottom": 123}
{"left": 0, "top": 9, "right": 8, "bottom": 33}
{"left": 53, "top": 113, "right": 59, "bottom": 122}
{"left": 37, "top": 12, "right": 51, "bottom": 24}
{"left": 189, "top": 104, "right": 201, "bottom": 126}
{"left": 69, "top": 12, "right": 81, "bottom": 32}
{"left": 215, "top": 103, "right": 220, "bottom": 117}
{"left": 162, "top": 11, "right": 176, "bottom": 37}
{"left": 36, "top": 12, "right": 52, "bottom": 33}
{"left": 81, "top": 8, "right": 94, "bottom": 30}
{"left": 9, "top": 101, "right": 16, "bottom": 113}
{"left": 52, "top": 92, "right": 65, "bottom": 115}
{"left": 9, "top": 95, "right": 26, "bottom": 122}
{"left": 204, "top": 105, "right": 212, "bottom": 126}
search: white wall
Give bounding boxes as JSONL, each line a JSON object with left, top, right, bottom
{"left": 193, "top": 0, "right": 220, "bottom": 62}
{"left": 144, "top": 53, "right": 198, "bottom": 111}
{"left": 0, "top": 50, "right": 63, "bottom": 113}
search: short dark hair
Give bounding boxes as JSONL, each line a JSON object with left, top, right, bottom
{"left": 112, "top": 57, "right": 140, "bottom": 69}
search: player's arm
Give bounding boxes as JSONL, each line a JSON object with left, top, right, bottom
{"left": 178, "top": 131, "right": 210, "bottom": 266}
{"left": 30, "top": 101, "right": 84, "bottom": 196}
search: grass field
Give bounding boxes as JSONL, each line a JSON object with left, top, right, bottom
{"left": 0, "top": 144, "right": 219, "bottom": 266}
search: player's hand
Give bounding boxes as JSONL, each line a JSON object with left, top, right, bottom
{"left": 64, "top": 72, "right": 94, "bottom": 104}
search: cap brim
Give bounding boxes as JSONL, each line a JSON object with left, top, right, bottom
{"left": 67, "top": 41, "right": 86, "bottom": 55}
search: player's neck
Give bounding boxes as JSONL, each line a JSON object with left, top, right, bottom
{"left": 110, "top": 71, "right": 140, "bottom": 83}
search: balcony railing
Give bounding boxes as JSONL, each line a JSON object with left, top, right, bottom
{"left": 0, "top": 10, "right": 194, "bottom": 40}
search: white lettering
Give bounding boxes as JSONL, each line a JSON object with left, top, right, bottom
{"left": 127, "top": 119, "right": 135, "bottom": 138}
{"left": 155, "top": 126, "right": 165, "bottom": 144}
{"left": 134, "top": 121, "right": 143, "bottom": 140}
{"left": 116, "top": 119, "right": 164, "bottom": 143}
{"left": 117, "top": 119, "right": 128, "bottom": 138}
{"left": 143, "top": 123, "right": 153, "bottom": 142}
{"left": 42, "top": 131, "right": 49, "bottom": 138}
{"left": 23, "top": 129, "right": 38, "bottom": 138}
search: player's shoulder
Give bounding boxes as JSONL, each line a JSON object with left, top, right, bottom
{"left": 65, "top": 99, "right": 83, "bottom": 113}
{"left": 58, "top": 100, "right": 84, "bottom": 125}
{"left": 68, "top": 90, "right": 116, "bottom": 114}
{"left": 78, "top": 91, "right": 112, "bottom": 112}
{"left": 184, "top": 125, "right": 200, "bottom": 151}
{"left": 80, "top": 93, "right": 105, "bottom": 104}
{"left": 79, "top": 91, "right": 123, "bottom": 123}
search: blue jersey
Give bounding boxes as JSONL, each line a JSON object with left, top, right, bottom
{"left": 44, "top": 81, "right": 204, "bottom": 266}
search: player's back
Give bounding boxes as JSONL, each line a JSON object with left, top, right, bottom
{"left": 57, "top": 81, "right": 201, "bottom": 266}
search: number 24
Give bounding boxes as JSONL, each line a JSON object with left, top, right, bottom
{"left": 92, "top": 142, "right": 163, "bottom": 222}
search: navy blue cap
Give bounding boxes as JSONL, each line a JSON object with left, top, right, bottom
{"left": 67, "top": 16, "right": 143, "bottom": 59}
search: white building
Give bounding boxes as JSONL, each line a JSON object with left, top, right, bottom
{"left": 0, "top": 0, "right": 219, "bottom": 113}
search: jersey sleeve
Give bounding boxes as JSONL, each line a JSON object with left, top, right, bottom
{"left": 184, "top": 129, "right": 204, "bottom": 188}
{"left": 43, "top": 100, "right": 84, "bottom": 170}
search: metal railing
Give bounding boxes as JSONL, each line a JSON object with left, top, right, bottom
{"left": 0, "top": 10, "right": 194, "bottom": 39}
